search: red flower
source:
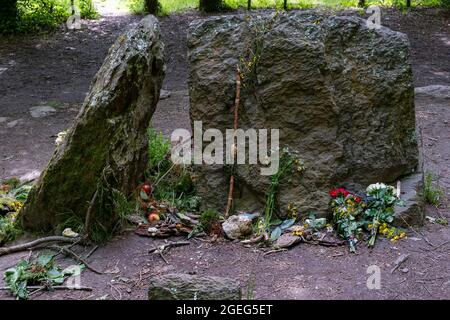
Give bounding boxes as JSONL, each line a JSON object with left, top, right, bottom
{"left": 354, "top": 196, "right": 362, "bottom": 203}
{"left": 329, "top": 187, "right": 350, "bottom": 198}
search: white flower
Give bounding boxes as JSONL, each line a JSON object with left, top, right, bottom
{"left": 366, "top": 182, "right": 387, "bottom": 193}
{"left": 366, "top": 182, "right": 397, "bottom": 195}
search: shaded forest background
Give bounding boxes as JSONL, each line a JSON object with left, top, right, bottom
{"left": 1, "top": 0, "right": 449, "bottom": 33}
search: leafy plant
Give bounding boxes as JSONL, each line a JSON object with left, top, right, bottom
{"left": 364, "top": 183, "right": 404, "bottom": 247}
{"left": 0, "top": 214, "right": 21, "bottom": 245}
{"left": 423, "top": 172, "right": 444, "bottom": 207}
{"left": 147, "top": 128, "right": 199, "bottom": 214}
{"left": 1, "top": 0, "right": 98, "bottom": 34}
{"left": 3, "top": 251, "right": 84, "bottom": 299}
{"left": 147, "top": 127, "right": 171, "bottom": 176}
{"left": 330, "top": 188, "right": 365, "bottom": 252}
{"left": 303, "top": 213, "right": 327, "bottom": 231}
{"left": 199, "top": 209, "right": 220, "bottom": 233}
{"left": 199, "top": 0, "right": 223, "bottom": 12}
{"left": 263, "top": 147, "right": 303, "bottom": 231}
{"left": 0, "top": 179, "right": 31, "bottom": 245}
{"left": 111, "top": 188, "right": 134, "bottom": 223}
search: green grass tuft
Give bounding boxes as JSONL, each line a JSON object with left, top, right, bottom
{"left": 424, "top": 172, "right": 444, "bottom": 207}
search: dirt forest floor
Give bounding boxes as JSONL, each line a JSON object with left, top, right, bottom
{"left": 0, "top": 8, "right": 450, "bottom": 300}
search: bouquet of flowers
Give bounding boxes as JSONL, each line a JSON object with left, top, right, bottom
{"left": 329, "top": 188, "right": 365, "bottom": 252}
{"left": 364, "top": 183, "right": 404, "bottom": 247}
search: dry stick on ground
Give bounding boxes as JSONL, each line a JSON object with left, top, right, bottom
{"left": 0, "top": 286, "right": 92, "bottom": 291}
{"left": 85, "top": 245, "right": 99, "bottom": 259}
{"left": 225, "top": 67, "right": 241, "bottom": 218}
{"left": 400, "top": 215, "right": 435, "bottom": 247}
{"left": 83, "top": 188, "right": 99, "bottom": 240}
{"left": 153, "top": 246, "right": 169, "bottom": 264}
{"left": 390, "top": 253, "right": 410, "bottom": 274}
{"left": 149, "top": 241, "right": 190, "bottom": 264}
{"left": 46, "top": 245, "right": 103, "bottom": 274}
{"left": 0, "top": 236, "right": 81, "bottom": 256}
{"left": 148, "top": 241, "right": 190, "bottom": 254}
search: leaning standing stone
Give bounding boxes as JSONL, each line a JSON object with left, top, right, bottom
{"left": 20, "top": 16, "right": 165, "bottom": 235}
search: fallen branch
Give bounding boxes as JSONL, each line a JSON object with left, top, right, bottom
{"left": 0, "top": 236, "right": 80, "bottom": 256}
{"left": 264, "top": 248, "right": 287, "bottom": 256}
{"left": 153, "top": 246, "right": 169, "bottom": 264}
{"left": 391, "top": 254, "right": 410, "bottom": 274}
{"left": 149, "top": 241, "right": 190, "bottom": 265}
{"left": 47, "top": 245, "right": 103, "bottom": 275}
{"left": 85, "top": 245, "right": 99, "bottom": 259}
{"left": 241, "top": 235, "right": 264, "bottom": 244}
{"left": 0, "top": 285, "right": 92, "bottom": 291}
{"left": 149, "top": 241, "right": 190, "bottom": 254}
{"left": 83, "top": 189, "right": 99, "bottom": 240}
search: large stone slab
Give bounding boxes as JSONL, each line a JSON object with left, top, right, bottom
{"left": 20, "top": 16, "right": 165, "bottom": 233}
{"left": 188, "top": 11, "right": 419, "bottom": 217}
{"left": 148, "top": 273, "right": 242, "bottom": 300}
{"left": 393, "top": 173, "right": 425, "bottom": 227}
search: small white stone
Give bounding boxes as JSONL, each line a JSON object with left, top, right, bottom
{"left": 30, "top": 106, "right": 57, "bottom": 118}
{"left": 160, "top": 89, "right": 171, "bottom": 100}
{"left": 7, "top": 119, "right": 21, "bottom": 128}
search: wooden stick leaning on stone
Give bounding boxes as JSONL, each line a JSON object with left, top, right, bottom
{"left": 225, "top": 66, "right": 241, "bottom": 218}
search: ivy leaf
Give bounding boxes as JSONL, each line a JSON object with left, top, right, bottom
{"left": 280, "top": 218, "right": 295, "bottom": 230}
{"left": 269, "top": 219, "right": 282, "bottom": 226}
{"left": 139, "top": 190, "right": 149, "bottom": 200}
{"left": 270, "top": 227, "right": 282, "bottom": 242}
{"left": 37, "top": 251, "right": 54, "bottom": 267}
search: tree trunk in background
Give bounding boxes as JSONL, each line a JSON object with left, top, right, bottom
{"left": 407, "top": 0, "right": 411, "bottom": 7}
{"left": 145, "top": 0, "right": 161, "bottom": 14}
{"left": 284, "top": 0, "right": 288, "bottom": 10}
{"left": 358, "top": 0, "right": 365, "bottom": 7}
{"left": 247, "top": 0, "right": 251, "bottom": 10}
{"left": 1, "top": 0, "right": 18, "bottom": 31}
{"left": 199, "top": 0, "right": 222, "bottom": 12}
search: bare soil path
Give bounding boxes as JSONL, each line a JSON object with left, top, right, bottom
{"left": 0, "top": 8, "right": 449, "bottom": 300}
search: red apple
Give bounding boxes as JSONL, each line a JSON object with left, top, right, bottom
{"left": 148, "top": 213, "right": 160, "bottom": 222}
{"left": 142, "top": 184, "right": 152, "bottom": 195}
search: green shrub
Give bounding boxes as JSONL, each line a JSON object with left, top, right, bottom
{"left": 147, "top": 127, "right": 171, "bottom": 175}
{"left": 1, "top": 0, "right": 98, "bottom": 34}
{"left": 128, "top": 0, "right": 162, "bottom": 14}
{"left": 0, "top": 215, "right": 21, "bottom": 245}
{"left": 439, "top": 0, "right": 450, "bottom": 7}
{"left": 199, "top": 209, "right": 220, "bottom": 233}
{"left": 79, "top": 0, "right": 99, "bottom": 19}
{"left": 199, "top": 0, "right": 223, "bottom": 11}
{"left": 146, "top": 127, "right": 200, "bottom": 212}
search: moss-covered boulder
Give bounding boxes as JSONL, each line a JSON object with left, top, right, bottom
{"left": 20, "top": 16, "right": 165, "bottom": 236}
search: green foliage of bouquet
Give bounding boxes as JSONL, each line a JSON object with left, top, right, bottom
{"left": 364, "top": 183, "right": 404, "bottom": 247}
{"left": 329, "top": 188, "right": 365, "bottom": 252}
